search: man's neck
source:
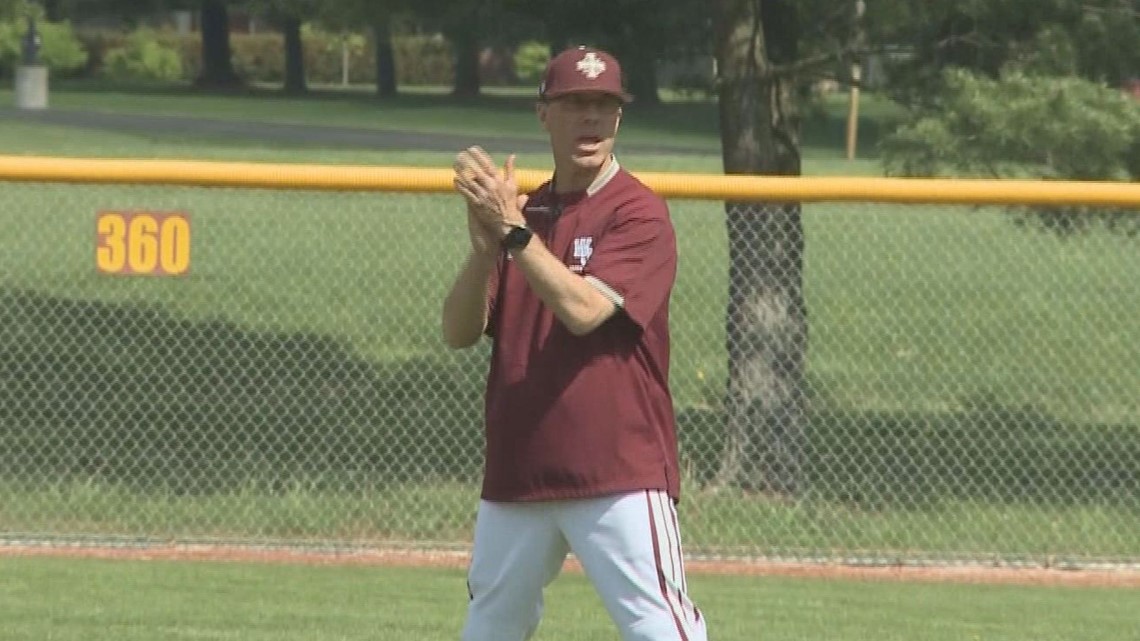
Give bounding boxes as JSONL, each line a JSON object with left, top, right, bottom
{"left": 553, "top": 155, "right": 614, "bottom": 194}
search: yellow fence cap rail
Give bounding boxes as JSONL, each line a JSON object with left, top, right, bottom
{"left": 1, "top": 155, "right": 1138, "bottom": 207}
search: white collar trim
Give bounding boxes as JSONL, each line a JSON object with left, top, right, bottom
{"left": 550, "top": 156, "right": 621, "bottom": 200}
{"left": 587, "top": 156, "right": 620, "bottom": 197}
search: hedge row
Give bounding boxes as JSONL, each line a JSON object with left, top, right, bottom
{"left": 75, "top": 29, "right": 522, "bottom": 86}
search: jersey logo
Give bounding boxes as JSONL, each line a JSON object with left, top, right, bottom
{"left": 571, "top": 236, "right": 594, "bottom": 272}
{"left": 577, "top": 52, "right": 606, "bottom": 79}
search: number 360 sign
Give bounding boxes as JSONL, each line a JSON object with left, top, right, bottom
{"left": 97, "top": 211, "right": 191, "bottom": 275}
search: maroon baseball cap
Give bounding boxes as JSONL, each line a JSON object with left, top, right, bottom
{"left": 539, "top": 46, "right": 633, "bottom": 103}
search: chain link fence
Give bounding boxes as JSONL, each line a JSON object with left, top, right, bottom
{"left": 1, "top": 177, "right": 1137, "bottom": 567}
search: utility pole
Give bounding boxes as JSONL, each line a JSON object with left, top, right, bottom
{"left": 15, "top": 2, "right": 48, "bottom": 110}
{"left": 21, "top": 11, "right": 41, "bottom": 65}
{"left": 845, "top": 0, "right": 866, "bottom": 161}
{"left": 342, "top": 35, "right": 350, "bottom": 87}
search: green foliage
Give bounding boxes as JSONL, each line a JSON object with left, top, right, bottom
{"left": 0, "top": 21, "right": 17, "bottom": 67}
{"left": 37, "top": 21, "right": 88, "bottom": 74}
{"left": 390, "top": 34, "right": 454, "bottom": 85}
{"left": 229, "top": 32, "right": 286, "bottom": 83}
{"left": 512, "top": 39, "right": 547, "bottom": 84}
{"left": 75, "top": 27, "right": 462, "bottom": 86}
{"left": 225, "top": 31, "right": 455, "bottom": 86}
{"left": 0, "top": 18, "right": 86, "bottom": 77}
{"left": 883, "top": 0, "right": 1140, "bottom": 107}
{"left": 102, "top": 28, "right": 182, "bottom": 82}
{"left": 247, "top": 0, "right": 324, "bottom": 22}
{"left": 1007, "top": 24, "right": 1080, "bottom": 76}
{"left": 0, "top": 0, "right": 20, "bottom": 21}
{"left": 882, "top": 68, "right": 1140, "bottom": 234}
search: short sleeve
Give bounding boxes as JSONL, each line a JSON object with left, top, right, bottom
{"left": 582, "top": 197, "right": 676, "bottom": 330}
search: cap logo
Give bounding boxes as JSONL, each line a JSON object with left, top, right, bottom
{"left": 576, "top": 52, "right": 607, "bottom": 79}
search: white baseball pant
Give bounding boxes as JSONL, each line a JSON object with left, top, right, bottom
{"left": 460, "top": 489, "right": 707, "bottom": 641}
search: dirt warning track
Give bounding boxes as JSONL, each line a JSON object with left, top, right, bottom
{"left": 3, "top": 544, "right": 1138, "bottom": 588}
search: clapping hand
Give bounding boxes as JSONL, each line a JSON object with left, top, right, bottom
{"left": 453, "top": 146, "right": 529, "bottom": 239}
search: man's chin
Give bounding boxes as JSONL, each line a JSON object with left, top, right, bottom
{"left": 570, "top": 150, "right": 608, "bottom": 168}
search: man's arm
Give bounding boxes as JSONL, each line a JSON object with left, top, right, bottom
{"left": 441, "top": 209, "right": 498, "bottom": 349}
{"left": 452, "top": 146, "right": 618, "bottom": 337}
{"left": 505, "top": 233, "right": 619, "bottom": 336}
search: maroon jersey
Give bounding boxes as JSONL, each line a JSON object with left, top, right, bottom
{"left": 482, "top": 162, "right": 680, "bottom": 502}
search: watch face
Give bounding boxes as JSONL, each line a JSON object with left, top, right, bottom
{"left": 504, "top": 226, "right": 533, "bottom": 250}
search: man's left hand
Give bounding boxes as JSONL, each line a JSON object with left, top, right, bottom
{"left": 453, "top": 146, "right": 528, "bottom": 238}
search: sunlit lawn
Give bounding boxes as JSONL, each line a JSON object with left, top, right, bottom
{"left": 1, "top": 556, "right": 1137, "bottom": 641}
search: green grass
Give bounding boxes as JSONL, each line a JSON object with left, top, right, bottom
{"left": 0, "top": 80, "right": 902, "bottom": 160}
{"left": 0, "top": 81, "right": 722, "bottom": 152}
{"left": 1, "top": 556, "right": 1137, "bottom": 641}
{"left": 2, "top": 480, "right": 1136, "bottom": 562}
{"left": 0, "top": 86, "right": 1137, "bottom": 562}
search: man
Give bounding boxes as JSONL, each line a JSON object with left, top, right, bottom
{"left": 443, "top": 46, "right": 707, "bottom": 641}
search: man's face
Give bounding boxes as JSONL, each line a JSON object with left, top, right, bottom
{"left": 538, "top": 92, "right": 623, "bottom": 173}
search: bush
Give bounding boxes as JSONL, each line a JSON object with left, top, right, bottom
{"left": 391, "top": 34, "right": 453, "bottom": 85}
{"left": 74, "top": 26, "right": 525, "bottom": 88}
{"left": 883, "top": 68, "right": 1140, "bottom": 235}
{"left": 301, "top": 26, "right": 371, "bottom": 85}
{"left": 102, "top": 28, "right": 181, "bottom": 82}
{"left": 230, "top": 32, "right": 281, "bottom": 83}
{"left": 513, "top": 40, "right": 548, "bottom": 85}
{"left": 0, "top": 18, "right": 86, "bottom": 78}
{"left": 155, "top": 31, "right": 200, "bottom": 80}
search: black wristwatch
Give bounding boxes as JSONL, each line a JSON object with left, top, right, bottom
{"left": 501, "top": 225, "right": 533, "bottom": 252}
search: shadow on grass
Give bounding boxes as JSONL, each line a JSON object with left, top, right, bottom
{"left": 10, "top": 287, "right": 1129, "bottom": 511}
{"left": 0, "top": 288, "right": 486, "bottom": 495}
{"left": 677, "top": 398, "right": 1139, "bottom": 509}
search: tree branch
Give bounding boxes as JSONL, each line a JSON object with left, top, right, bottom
{"left": 768, "top": 42, "right": 891, "bottom": 79}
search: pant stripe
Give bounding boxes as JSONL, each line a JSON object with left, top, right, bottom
{"left": 646, "top": 490, "right": 689, "bottom": 641}
{"left": 654, "top": 490, "right": 687, "bottom": 623}
{"left": 666, "top": 498, "right": 689, "bottom": 595}
{"left": 659, "top": 491, "right": 696, "bottom": 626}
{"left": 662, "top": 494, "right": 698, "bottom": 623}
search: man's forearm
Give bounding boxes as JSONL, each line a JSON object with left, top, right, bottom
{"left": 509, "top": 239, "right": 617, "bottom": 336}
{"left": 441, "top": 251, "right": 496, "bottom": 348}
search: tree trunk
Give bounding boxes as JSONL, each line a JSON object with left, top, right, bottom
{"left": 282, "top": 15, "right": 306, "bottom": 94}
{"left": 197, "top": 0, "right": 241, "bottom": 88}
{"left": 619, "top": 43, "right": 661, "bottom": 106}
{"left": 449, "top": 26, "right": 481, "bottom": 98}
{"left": 372, "top": 15, "right": 397, "bottom": 98}
{"left": 711, "top": 0, "right": 807, "bottom": 497}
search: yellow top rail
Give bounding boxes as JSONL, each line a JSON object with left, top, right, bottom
{"left": 2, "top": 154, "right": 1138, "bottom": 207}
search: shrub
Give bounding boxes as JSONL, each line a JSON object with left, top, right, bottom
{"left": 68, "top": 27, "right": 528, "bottom": 88}
{"left": 392, "top": 34, "right": 453, "bottom": 85}
{"left": 513, "top": 40, "right": 548, "bottom": 85}
{"left": 102, "top": 28, "right": 182, "bottom": 82}
{"left": 0, "top": 18, "right": 86, "bottom": 77}
{"left": 156, "top": 31, "right": 200, "bottom": 80}
{"left": 230, "top": 32, "right": 281, "bottom": 82}
{"left": 883, "top": 68, "right": 1140, "bottom": 235}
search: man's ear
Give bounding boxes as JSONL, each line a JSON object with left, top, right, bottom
{"left": 536, "top": 101, "right": 549, "bottom": 132}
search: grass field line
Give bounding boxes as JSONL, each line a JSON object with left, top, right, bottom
{"left": 3, "top": 540, "right": 1138, "bottom": 588}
